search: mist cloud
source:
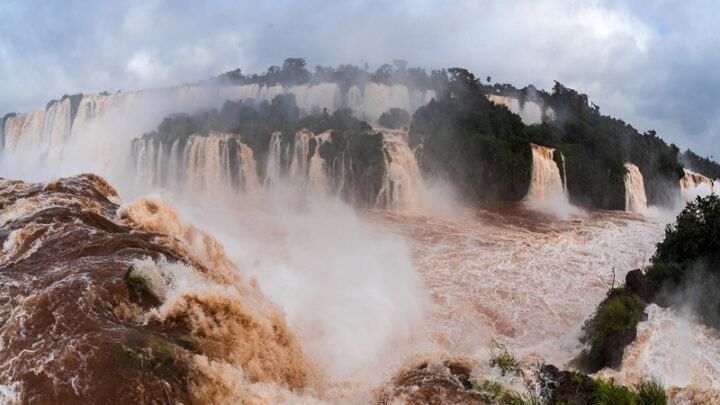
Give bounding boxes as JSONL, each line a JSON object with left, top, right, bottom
{"left": 1, "top": 0, "right": 719, "bottom": 158}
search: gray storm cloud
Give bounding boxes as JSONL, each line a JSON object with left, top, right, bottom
{"left": 0, "top": 0, "right": 718, "bottom": 158}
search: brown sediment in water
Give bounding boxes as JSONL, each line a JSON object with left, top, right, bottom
{"left": 365, "top": 202, "right": 663, "bottom": 364}
{"left": 0, "top": 174, "right": 311, "bottom": 404}
{"left": 376, "top": 360, "right": 485, "bottom": 405}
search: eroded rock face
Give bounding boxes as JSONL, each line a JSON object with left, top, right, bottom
{"left": 377, "top": 360, "right": 486, "bottom": 405}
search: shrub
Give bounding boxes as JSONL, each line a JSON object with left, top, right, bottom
{"left": 475, "top": 379, "right": 539, "bottom": 405}
{"left": 652, "top": 194, "right": 720, "bottom": 266}
{"left": 635, "top": 378, "right": 667, "bottom": 405}
{"left": 538, "top": 364, "right": 666, "bottom": 405}
{"left": 577, "top": 287, "right": 647, "bottom": 372}
{"left": 591, "top": 378, "right": 637, "bottom": 405}
{"left": 378, "top": 108, "right": 411, "bottom": 129}
{"left": 646, "top": 195, "right": 720, "bottom": 328}
{"left": 489, "top": 341, "right": 520, "bottom": 376}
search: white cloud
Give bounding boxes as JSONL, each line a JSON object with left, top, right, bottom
{"left": 127, "top": 50, "right": 161, "bottom": 81}
{"left": 0, "top": 0, "right": 718, "bottom": 158}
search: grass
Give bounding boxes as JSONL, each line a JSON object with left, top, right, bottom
{"left": 589, "top": 377, "right": 667, "bottom": 405}
{"left": 489, "top": 340, "right": 520, "bottom": 376}
{"left": 591, "top": 378, "right": 636, "bottom": 405}
{"left": 635, "top": 378, "right": 667, "bottom": 405}
{"left": 475, "top": 379, "right": 540, "bottom": 405}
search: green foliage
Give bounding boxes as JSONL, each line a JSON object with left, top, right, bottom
{"left": 591, "top": 378, "right": 637, "bottom": 405}
{"left": 378, "top": 108, "right": 411, "bottom": 129}
{"left": 410, "top": 80, "right": 531, "bottom": 201}
{"left": 212, "top": 58, "right": 447, "bottom": 92}
{"left": 645, "top": 195, "right": 720, "bottom": 327}
{"left": 545, "top": 83, "right": 683, "bottom": 208}
{"left": 541, "top": 365, "right": 667, "bottom": 405}
{"left": 409, "top": 75, "right": 687, "bottom": 209}
{"left": 635, "top": 378, "right": 667, "bottom": 405}
{"left": 680, "top": 149, "right": 720, "bottom": 179}
{"left": 577, "top": 287, "right": 647, "bottom": 372}
{"left": 476, "top": 379, "right": 503, "bottom": 398}
{"left": 475, "top": 379, "right": 539, "bottom": 405}
{"left": 644, "top": 262, "right": 684, "bottom": 287}
{"left": 653, "top": 194, "right": 720, "bottom": 265}
{"left": 588, "top": 377, "right": 667, "bottom": 405}
{"left": 489, "top": 341, "right": 520, "bottom": 376}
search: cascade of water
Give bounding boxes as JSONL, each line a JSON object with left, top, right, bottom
{"left": 526, "top": 144, "right": 566, "bottom": 201}
{"left": 289, "top": 130, "right": 313, "bottom": 180}
{"left": 264, "top": 132, "right": 283, "bottom": 186}
{"left": 624, "top": 163, "right": 648, "bottom": 214}
{"left": 238, "top": 143, "right": 260, "bottom": 194}
{"left": 1, "top": 81, "right": 437, "bottom": 184}
{"left": 131, "top": 132, "right": 262, "bottom": 195}
{"left": 183, "top": 134, "right": 227, "bottom": 192}
{"left": 524, "top": 143, "right": 576, "bottom": 218}
{"left": 486, "top": 94, "right": 555, "bottom": 125}
{"left": 375, "top": 130, "right": 423, "bottom": 211}
{"left": 560, "top": 152, "right": 568, "bottom": 191}
{"left": 307, "top": 131, "right": 331, "bottom": 194}
{"left": 680, "top": 168, "right": 716, "bottom": 202}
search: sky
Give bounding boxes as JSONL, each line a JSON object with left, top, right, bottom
{"left": 1, "top": 0, "right": 718, "bottom": 159}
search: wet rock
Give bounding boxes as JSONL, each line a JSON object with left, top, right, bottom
{"left": 378, "top": 360, "right": 486, "bottom": 405}
{"left": 536, "top": 364, "right": 596, "bottom": 405}
{"left": 626, "top": 269, "right": 653, "bottom": 301}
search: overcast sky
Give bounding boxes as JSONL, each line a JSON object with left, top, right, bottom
{"left": 1, "top": 0, "right": 718, "bottom": 158}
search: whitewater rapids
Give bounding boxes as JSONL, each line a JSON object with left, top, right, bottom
{"left": 168, "top": 186, "right": 720, "bottom": 402}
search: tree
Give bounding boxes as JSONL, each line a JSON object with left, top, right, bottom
{"left": 378, "top": 108, "right": 411, "bottom": 129}
{"left": 392, "top": 59, "right": 408, "bottom": 71}
{"left": 281, "top": 58, "right": 310, "bottom": 84}
{"left": 373, "top": 64, "right": 394, "bottom": 84}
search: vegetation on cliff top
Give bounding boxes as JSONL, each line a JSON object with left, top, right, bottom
{"left": 576, "top": 287, "right": 647, "bottom": 372}
{"left": 538, "top": 364, "right": 667, "bottom": 405}
{"left": 408, "top": 68, "right": 686, "bottom": 209}
{"left": 680, "top": 149, "right": 720, "bottom": 179}
{"left": 212, "top": 57, "right": 450, "bottom": 92}
{"left": 145, "top": 59, "right": 719, "bottom": 209}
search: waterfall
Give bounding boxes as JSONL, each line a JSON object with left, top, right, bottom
{"left": 486, "top": 95, "right": 555, "bottom": 125}
{"left": 525, "top": 143, "right": 575, "bottom": 218}
{"left": 307, "top": 131, "right": 331, "bottom": 194}
{"left": 133, "top": 132, "right": 260, "bottom": 195}
{"left": 375, "top": 130, "right": 423, "bottom": 211}
{"left": 526, "top": 144, "right": 566, "bottom": 201}
{"left": 680, "top": 168, "right": 716, "bottom": 202}
{"left": 289, "top": 130, "right": 313, "bottom": 179}
{"left": 624, "top": 163, "right": 648, "bottom": 214}
{"left": 220, "top": 82, "right": 434, "bottom": 121}
{"left": 264, "top": 131, "right": 283, "bottom": 185}
{"left": 184, "top": 133, "right": 230, "bottom": 192}
{"left": 0, "top": 81, "right": 436, "bottom": 182}
{"left": 238, "top": 143, "right": 260, "bottom": 193}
